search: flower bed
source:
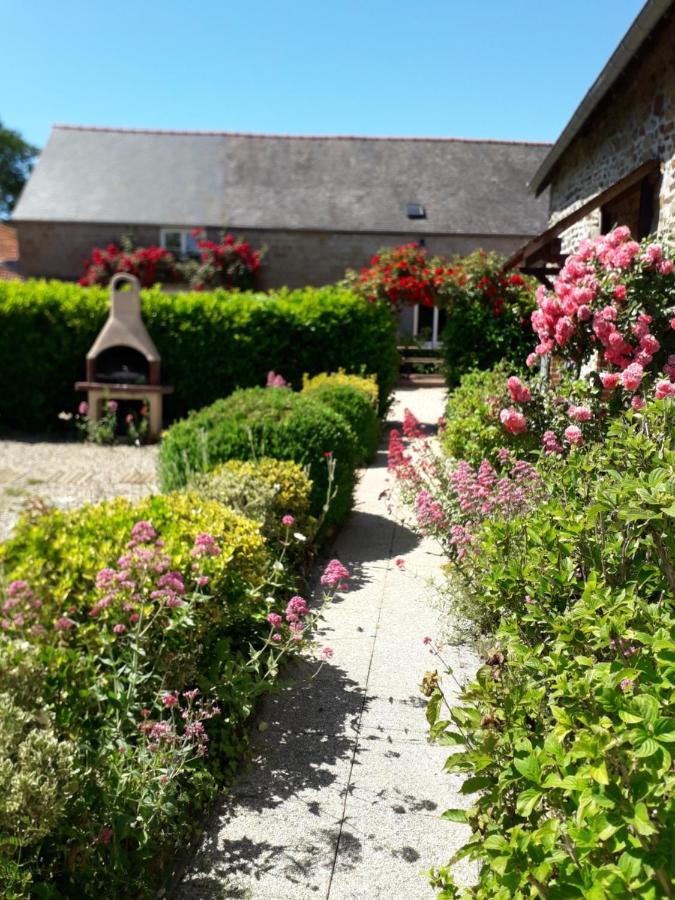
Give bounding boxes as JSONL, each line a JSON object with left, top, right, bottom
{"left": 0, "top": 281, "right": 398, "bottom": 431}
{"left": 0, "top": 456, "right": 350, "bottom": 896}
{"left": 391, "top": 396, "right": 675, "bottom": 897}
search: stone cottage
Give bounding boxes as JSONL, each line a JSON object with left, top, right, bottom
{"left": 13, "top": 126, "right": 550, "bottom": 338}
{"left": 511, "top": 0, "right": 674, "bottom": 279}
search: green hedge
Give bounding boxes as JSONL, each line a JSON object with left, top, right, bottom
{"left": 301, "top": 375, "right": 380, "bottom": 463}
{"left": 0, "top": 280, "right": 399, "bottom": 431}
{"left": 158, "top": 386, "right": 358, "bottom": 530}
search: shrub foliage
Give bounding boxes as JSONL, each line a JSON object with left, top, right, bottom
{"left": 0, "top": 281, "right": 399, "bottom": 430}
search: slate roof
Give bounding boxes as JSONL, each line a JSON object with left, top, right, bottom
{"left": 13, "top": 125, "right": 551, "bottom": 236}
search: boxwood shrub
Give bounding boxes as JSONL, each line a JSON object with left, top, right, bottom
{"left": 158, "top": 387, "right": 358, "bottom": 530}
{"left": 301, "top": 373, "right": 380, "bottom": 462}
{"left": 0, "top": 280, "right": 399, "bottom": 431}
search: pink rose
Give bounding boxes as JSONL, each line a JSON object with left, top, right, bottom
{"left": 658, "top": 259, "right": 673, "bottom": 275}
{"left": 631, "top": 396, "right": 646, "bottom": 411}
{"left": 655, "top": 380, "right": 675, "bottom": 399}
{"left": 568, "top": 405, "right": 592, "bottom": 422}
{"left": 526, "top": 353, "right": 538, "bottom": 368}
{"left": 499, "top": 408, "right": 528, "bottom": 435}
{"left": 621, "top": 363, "right": 644, "bottom": 392}
{"left": 600, "top": 372, "right": 620, "bottom": 390}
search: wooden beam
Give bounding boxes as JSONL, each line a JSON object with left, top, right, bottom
{"left": 504, "top": 159, "right": 661, "bottom": 271}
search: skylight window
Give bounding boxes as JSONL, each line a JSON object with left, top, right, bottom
{"left": 406, "top": 203, "right": 426, "bottom": 219}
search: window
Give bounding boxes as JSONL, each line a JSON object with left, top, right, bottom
{"left": 412, "top": 304, "right": 445, "bottom": 348}
{"left": 600, "top": 176, "right": 658, "bottom": 239}
{"left": 406, "top": 202, "right": 426, "bottom": 219}
{"left": 160, "top": 228, "right": 200, "bottom": 258}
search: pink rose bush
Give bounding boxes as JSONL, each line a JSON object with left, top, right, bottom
{"left": 495, "top": 230, "right": 674, "bottom": 449}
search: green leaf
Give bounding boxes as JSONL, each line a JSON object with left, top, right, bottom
{"left": 460, "top": 775, "right": 492, "bottom": 795}
{"left": 426, "top": 689, "right": 442, "bottom": 728}
{"left": 513, "top": 755, "right": 541, "bottom": 784}
{"left": 632, "top": 803, "right": 657, "bottom": 836}
{"left": 634, "top": 738, "right": 659, "bottom": 758}
{"left": 589, "top": 762, "right": 609, "bottom": 785}
{"left": 516, "top": 788, "right": 543, "bottom": 817}
{"left": 632, "top": 694, "right": 659, "bottom": 725}
{"left": 442, "top": 809, "right": 468, "bottom": 823}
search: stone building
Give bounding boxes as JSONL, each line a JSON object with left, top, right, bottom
{"left": 13, "top": 126, "right": 549, "bottom": 321}
{"left": 512, "top": 0, "right": 674, "bottom": 278}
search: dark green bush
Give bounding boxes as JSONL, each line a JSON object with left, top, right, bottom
{"left": 158, "top": 387, "right": 358, "bottom": 530}
{"left": 301, "top": 379, "right": 379, "bottom": 463}
{"left": 0, "top": 280, "right": 399, "bottom": 431}
{"left": 440, "top": 361, "right": 529, "bottom": 465}
{"left": 439, "top": 251, "right": 535, "bottom": 388}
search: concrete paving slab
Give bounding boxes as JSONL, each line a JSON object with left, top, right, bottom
{"left": 178, "top": 388, "right": 478, "bottom": 899}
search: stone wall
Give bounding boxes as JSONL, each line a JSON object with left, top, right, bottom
{"left": 547, "top": 6, "right": 675, "bottom": 251}
{"left": 16, "top": 221, "right": 530, "bottom": 288}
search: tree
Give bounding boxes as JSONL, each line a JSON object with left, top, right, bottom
{"left": 0, "top": 119, "right": 38, "bottom": 218}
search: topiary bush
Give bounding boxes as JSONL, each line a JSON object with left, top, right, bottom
{"left": 301, "top": 373, "right": 380, "bottom": 462}
{"left": 0, "top": 280, "right": 398, "bottom": 431}
{"left": 157, "top": 387, "right": 358, "bottom": 530}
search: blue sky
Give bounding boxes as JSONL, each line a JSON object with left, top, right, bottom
{"left": 4, "top": 0, "right": 644, "bottom": 150}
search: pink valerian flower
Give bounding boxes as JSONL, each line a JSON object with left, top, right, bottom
{"left": 285, "top": 596, "right": 309, "bottom": 622}
{"left": 266, "top": 612, "right": 283, "bottom": 629}
{"left": 564, "top": 425, "right": 584, "bottom": 446}
{"left": 78, "top": 401, "right": 89, "bottom": 416}
{"left": 499, "top": 408, "right": 527, "bottom": 435}
{"left": 54, "top": 616, "right": 77, "bottom": 632}
{"left": 541, "top": 430, "right": 563, "bottom": 455}
{"left": 507, "top": 376, "right": 531, "bottom": 403}
{"left": 282, "top": 514, "right": 295, "bottom": 527}
{"left": 266, "top": 370, "right": 288, "bottom": 388}
{"left": 395, "top": 557, "right": 405, "bottom": 569}
{"left": 107, "top": 400, "right": 118, "bottom": 412}
{"left": 319, "top": 646, "right": 334, "bottom": 661}
{"left": 195, "top": 575, "right": 209, "bottom": 587}
{"left": 112, "top": 623, "right": 126, "bottom": 635}
{"left": 162, "top": 693, "right": 179, "bottom": 708}
{"left": 191, "top": 532, "right": 221, "bottom": 558}
{"left": 403, "top": 408, "right": 424, "bottom": 439}
{"left": 620, "top": 678, "right": 635, "bottom": 692}
{"left": 415, "top": 489, "right": 447, "bottom": 528}
{"left": 320, "top": 559, "right": 350, "bottom": 588}
{"left": 621, "top": 362, "right": 644, "bottom": 392}
{"left": 567, "top": 405, "right": 592, "bottom": 422}
{"left": 422, "top": 636, "right": 433, "bottom": 645}
{"left": 655, "top": 379, "right": 675, "bottom": 399}
{"left": 271, "top": 633, "right": 282, "bottom": 643}
{"left": 128, "top": 520, "right": 157, "bottom": 547}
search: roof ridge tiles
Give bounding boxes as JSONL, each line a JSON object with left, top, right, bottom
{"left": 52, "top": 123, "right": 552, "bottom": 147}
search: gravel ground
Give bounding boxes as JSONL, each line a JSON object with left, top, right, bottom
{"left": 0, "top": 438, "right": 158, "bottom": 541}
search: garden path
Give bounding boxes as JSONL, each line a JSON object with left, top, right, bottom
{"left": 178, "top": 386, "right": 478, "bottom": 900}
{"left": 0, "top": 439, "right": 157, "bottom": 541}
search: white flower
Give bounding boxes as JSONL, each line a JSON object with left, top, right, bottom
{"left": 272, "top": 561, "right": 285, "bottom": 572}
{"left": 293, "top": 532, "right": 307, "bottom": 542}
{"left": 57, "top": 411, "right": 73, "bottom": 421}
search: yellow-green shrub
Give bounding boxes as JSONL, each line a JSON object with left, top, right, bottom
{"left": 302, "top": 369, "right": 379, "bottom": 407}
{"left": 190, "top": 458, "right": 313, "bottom": 543}
{"left": 1, "top": 492, "right": 267, "bottom": 630}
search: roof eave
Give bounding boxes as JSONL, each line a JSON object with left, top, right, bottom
{"left": 530, "top": 0, "right": 673, "bottom": 196}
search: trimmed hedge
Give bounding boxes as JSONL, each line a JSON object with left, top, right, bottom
{"left": 158, "top": 387, "right": 358, "bottom": 530}
{"left": 0, "top": 280, "right": 399, "bottom": 431}
{"left": 302, "top": 373, "right": 380, "bottom": 462}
